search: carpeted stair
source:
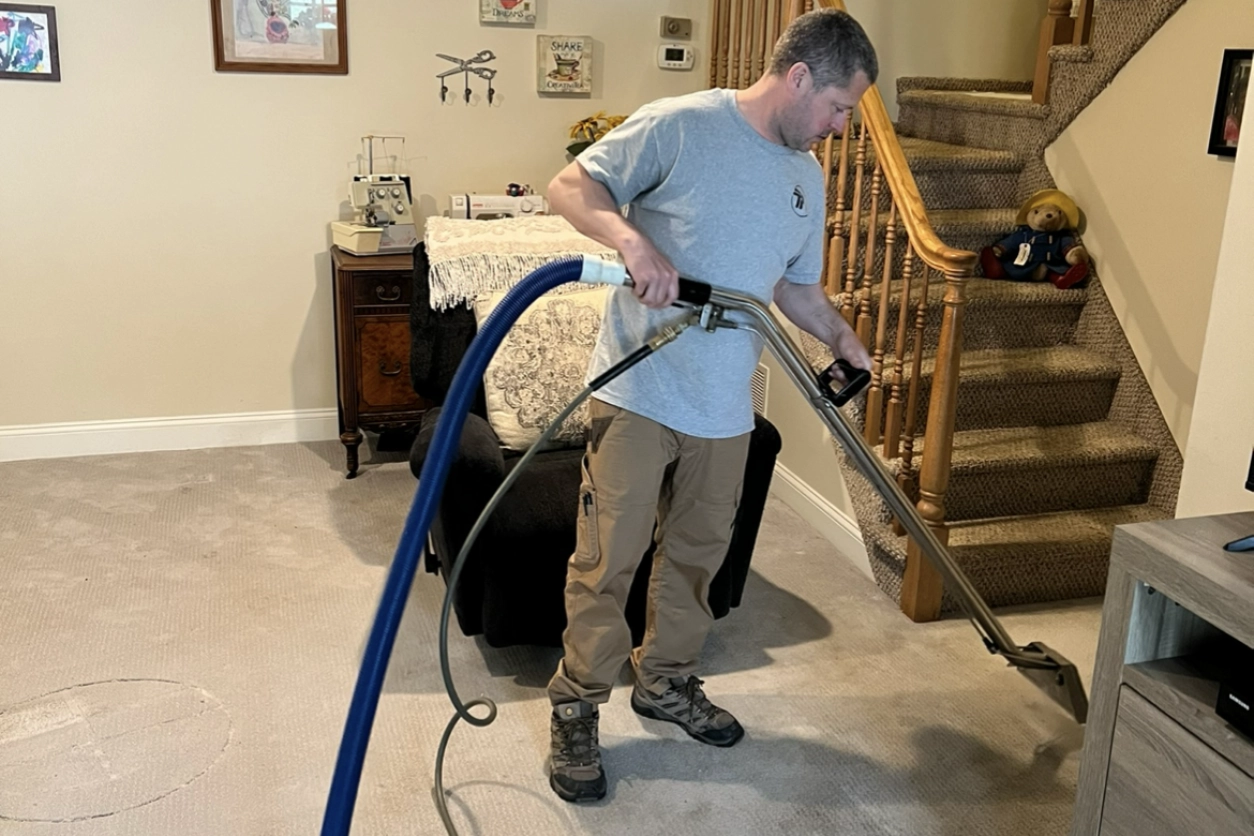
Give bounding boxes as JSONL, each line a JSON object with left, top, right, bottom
{"left": 803, "top": 0, "right": 1187, "bottom": 613}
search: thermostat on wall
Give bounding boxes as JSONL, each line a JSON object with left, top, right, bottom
{"left": 657, "top": 44, "right": 695, "bottom": 71}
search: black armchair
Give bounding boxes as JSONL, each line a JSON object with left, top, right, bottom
{"left": 408, "top": 244, "right": 782, "bottom": 648}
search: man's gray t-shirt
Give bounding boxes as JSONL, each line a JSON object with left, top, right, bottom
{"left": 577, "top": 87, "right": 825, "bottom": 438}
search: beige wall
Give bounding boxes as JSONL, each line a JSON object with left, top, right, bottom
{"left": 1045, "top": 0, "right": 1254, "bottom": 450}
{"left": 0, "top": 0, "right": 708, "bottom": 427}
{"left": 1176, "top": 85, "right": 1254, "bottom": 519}
{"left": 844, "top": 0, "right": 1048, "bottom": 117}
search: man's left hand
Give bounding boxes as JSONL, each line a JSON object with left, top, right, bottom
{"left": 828, "top": 328, "right": 872, "bottom": 383}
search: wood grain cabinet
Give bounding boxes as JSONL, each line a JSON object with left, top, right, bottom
{"left": 1071, "top": 511, "right": 1254, "bottom": 835}
{"left": 331, "top": 246, "right": 430, "bottom": 478}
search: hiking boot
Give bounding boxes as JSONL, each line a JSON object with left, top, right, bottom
{"left": 630, "top": 675, "right": 745, "bottom": 747}
{"left": 549, "top": 701, "right": 607, "bottom": 803}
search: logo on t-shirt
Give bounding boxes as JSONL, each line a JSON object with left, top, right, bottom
{"left": 792, "top": 185, "right": 808, "bottom": 217}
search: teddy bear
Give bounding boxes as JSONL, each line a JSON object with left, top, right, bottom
{"left": 980, "top": 189, "right": 1091, "bottom": 289}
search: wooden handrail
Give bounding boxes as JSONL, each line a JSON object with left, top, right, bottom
{"left": 818, "top": 0, "right": 976, "bottom": 278}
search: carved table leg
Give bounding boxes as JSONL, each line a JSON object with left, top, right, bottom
{"left": 340, "top": 430, "right": 363, "bottom": 479}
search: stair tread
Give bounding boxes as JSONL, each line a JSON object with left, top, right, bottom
{"left": 915, "top": 345, "right": 1122, "bottom": 383}
{"left": 868, "top": 504, "right": 1165, "bottom": 552}
{"left": 897, "top": 77, "right": 1034, "bottom": 96}
{"left": 911, "top": 421, "right": 1160, "bottom": 473}
{"left": 898, "top": 89, "right": 1049, "bottom": 120}
{"left": 873, "top": 137, "right": 1025, "bottom": 172}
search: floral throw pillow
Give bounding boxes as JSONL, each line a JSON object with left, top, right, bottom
{"left": 472, "top": 285, "right": 609, "bottom": 452}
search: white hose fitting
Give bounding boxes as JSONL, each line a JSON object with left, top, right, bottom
{"left": 579, "top": 256, "right": 629, "bottom": 287}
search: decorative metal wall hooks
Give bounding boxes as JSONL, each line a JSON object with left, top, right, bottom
{"left": 437, "top": 49, "right": 498, "bottom": 104}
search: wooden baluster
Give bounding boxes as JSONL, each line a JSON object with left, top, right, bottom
{"left": 898, "top": 258, "right": 929, "bottom": 505}
{"left": 765, "top": 0, "right": 780, "bottom": 62}
{"left": 864, "top": 199, "right": 896, "bottom": 447}
{"left": 1033, "top": 0, "right": 1076, "bottom": 105}
{"left": 840, "top": 120, "right": 867, "bottom": 325}
{"left": 856, "top": 159, "right": 882, "bottom": 347}
{"left": 730, "top": 0, "right": 744, "bottom": 89}
{"left": 741, "top": 0, "right": 756, "bottom": 87}
{"left": 901, "top": 264, "right": 969, "bottom": 623}
{"left": 712, "top": 0, "right": 730, "bottom": 88}
{"left": 1073, "top": 0, "right": 1094, "bottom": 46}
{"left": 754, "top": 0, "right": 769, "bottom": 83}
{"left": 826, "top": 126, "right": 851, "bottom": 297}
{"left": 884, "top": 232, "right": 914, "bottom": 460}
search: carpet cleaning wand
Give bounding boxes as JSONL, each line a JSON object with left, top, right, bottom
{"left": 321, "top": 256, "right": 1089, "bottom": 836}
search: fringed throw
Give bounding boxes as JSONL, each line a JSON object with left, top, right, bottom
{"left": 423, "top": 215, "right": 620, "bottom": 311}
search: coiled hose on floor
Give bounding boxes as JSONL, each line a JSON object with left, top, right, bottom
{"left": 320, "top": 255, "right": 672, "bottom": 836}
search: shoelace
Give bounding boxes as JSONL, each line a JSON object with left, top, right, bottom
{"left": 557, "top": 717, "right": 598, "bottom": 765}
{"left": 679, "top": 676, "right": 718, "bottom": 722}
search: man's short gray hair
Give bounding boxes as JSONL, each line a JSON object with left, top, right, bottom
{"left": 768, "top": 8, "right": 878, "bottom": 90}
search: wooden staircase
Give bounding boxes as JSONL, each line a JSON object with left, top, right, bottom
{"left": 709, "top": 0, "right": 1185, "bottom": 621}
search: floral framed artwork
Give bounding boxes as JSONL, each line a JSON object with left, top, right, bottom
{"left": 0, "top": 4, "right": 60, "bottom": 82}
{"left": 1209, "top": 48, "right": 1251, "bottom": 157}
{"left": 480, "top": 0, "right": 535, "bottom": 26}
{"left": 210, "top": 0, "right": 347, "bottom": 74}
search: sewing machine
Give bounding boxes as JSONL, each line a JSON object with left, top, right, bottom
{"left": 331, "top": 135, "right": 421, "bottom": 256}
{"left": 447, "top": 193, "right": 549, "bottom": 221}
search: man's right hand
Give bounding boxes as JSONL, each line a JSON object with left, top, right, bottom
{"left": 621, "top": 235, "right": 680, "bottom": 309}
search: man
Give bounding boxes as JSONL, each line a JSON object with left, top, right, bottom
{"left": 543, "top": 8, "right": 878, "bottom": 803}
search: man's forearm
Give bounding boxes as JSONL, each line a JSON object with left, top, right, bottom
{"left": 774, "top": 279, "right": 872, "bottom": 370}
{"left": 774, "top": 280, "right": 850, "bottom": 346}
{"left": 548, "top": 162, "right": 646, "bottom": 257}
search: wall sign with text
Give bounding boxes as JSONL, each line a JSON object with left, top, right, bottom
{"left": 537, "top": 34, "right": 591, "bottom": 94}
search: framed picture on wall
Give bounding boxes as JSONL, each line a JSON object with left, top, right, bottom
{"left": 537, "top": 34, "right": 592, "bottom": 95}
{"left": 210, "top": 0, "right": 347, "bottom": 74}
{"left": 1208, "top": 48, "right": 1252, "bottom": 157}
{"left": 480, "top": 0, "right": 535, "bottom": 26}
{"left": 0, "top": 3, "right": 60, "bottom": 82}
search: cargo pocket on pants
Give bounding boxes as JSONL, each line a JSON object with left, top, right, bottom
{"left": 574, "top": 454, "right": 601, "bottom": 570}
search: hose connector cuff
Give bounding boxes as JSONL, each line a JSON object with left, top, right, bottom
{"left": 579, "top": 256, "right": 629, "bottom": 287}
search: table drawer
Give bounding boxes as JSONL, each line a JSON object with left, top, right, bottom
{"left": 1100, "top": 686, "right": 1254, "bottom": 836}
{"left": 355, "top": 317, "right": 422, "bottom": 412}
{"left": 352, "top": 272, "right": 412, "bottom": 308}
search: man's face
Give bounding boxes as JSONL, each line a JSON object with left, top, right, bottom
{"left": 780, "top": 68, "right": 871, "bottom": 151}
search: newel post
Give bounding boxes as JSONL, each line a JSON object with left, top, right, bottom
{"left": 899, "top": 266, "right": 968, "bottom": 622}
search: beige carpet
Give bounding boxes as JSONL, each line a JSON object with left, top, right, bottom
{"left": 0, "top": 441, "right": 1101, "bottom": 835}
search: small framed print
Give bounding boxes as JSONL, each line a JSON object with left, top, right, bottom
{"left": 210, "top": 0, "right": 347, "bottom": 75}
{"left": 1208, "top": 48, "right": 1252, "bottom": 157}
{"left": 0, "top": 4, "right": 60, "bottom": 83}
{"left": 480, "top": 0, "right": 535, "bottom": 26}
{"left": 537, "top": 34, "right": 591, "bottom": 95}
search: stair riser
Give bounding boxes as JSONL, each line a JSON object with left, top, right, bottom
{"left": 868, "top": 375, "right": 1118, "bottom": 433}
{"left": 868, "top": 302, "right": 1083, "bottom": 352}
{"left": 897, "top": 103, "right": 1044, "bottom": 154}
{"left": 865, "top": 540, "right": 1113, "bottom": 614}
{"left": 942, "top": 459, "right": 1155, "bottom": 522}
{"left": 839, "top": 166, "right": 1023, "bottom": 212}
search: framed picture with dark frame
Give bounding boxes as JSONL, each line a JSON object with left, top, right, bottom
{"left": 1208, "top": 48, "right": 1252, "bottom": 157}
{"left": 210, "top": 0, "right": 347, "bottom": 75}
{"left": 0, "top": 3, "right": 60, "bottom": 82}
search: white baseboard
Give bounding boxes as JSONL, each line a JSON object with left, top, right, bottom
{"left": 0, "top": 409, "right": 340, "bottom": 463}
{"left": 770, "top": 462, "right": 874, "bottom": 581}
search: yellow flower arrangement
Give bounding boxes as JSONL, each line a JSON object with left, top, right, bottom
{"left": 566, "top": 111, "right": 627, "bottom": 156}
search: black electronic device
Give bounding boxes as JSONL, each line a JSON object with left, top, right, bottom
{"left": 1216, "top": 645, "right": 1254, "bottom": 739}
{"left": 1223, "top": 449, "right": 1254, "bottom": 552}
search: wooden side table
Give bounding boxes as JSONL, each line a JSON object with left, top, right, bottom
{"left": 1071, "top": 511, "right": 1254, "bottom": 835}
{"left": 331, "top": 246, "right": 430, "bottom": 478}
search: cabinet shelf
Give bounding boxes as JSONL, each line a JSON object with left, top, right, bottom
{"left": 1124, "top": 648, "right": 1254, "bottom": 778}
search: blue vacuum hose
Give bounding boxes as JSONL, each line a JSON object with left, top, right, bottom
{"left": 321, "top": 256, "right": 595, "bottom": 835}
